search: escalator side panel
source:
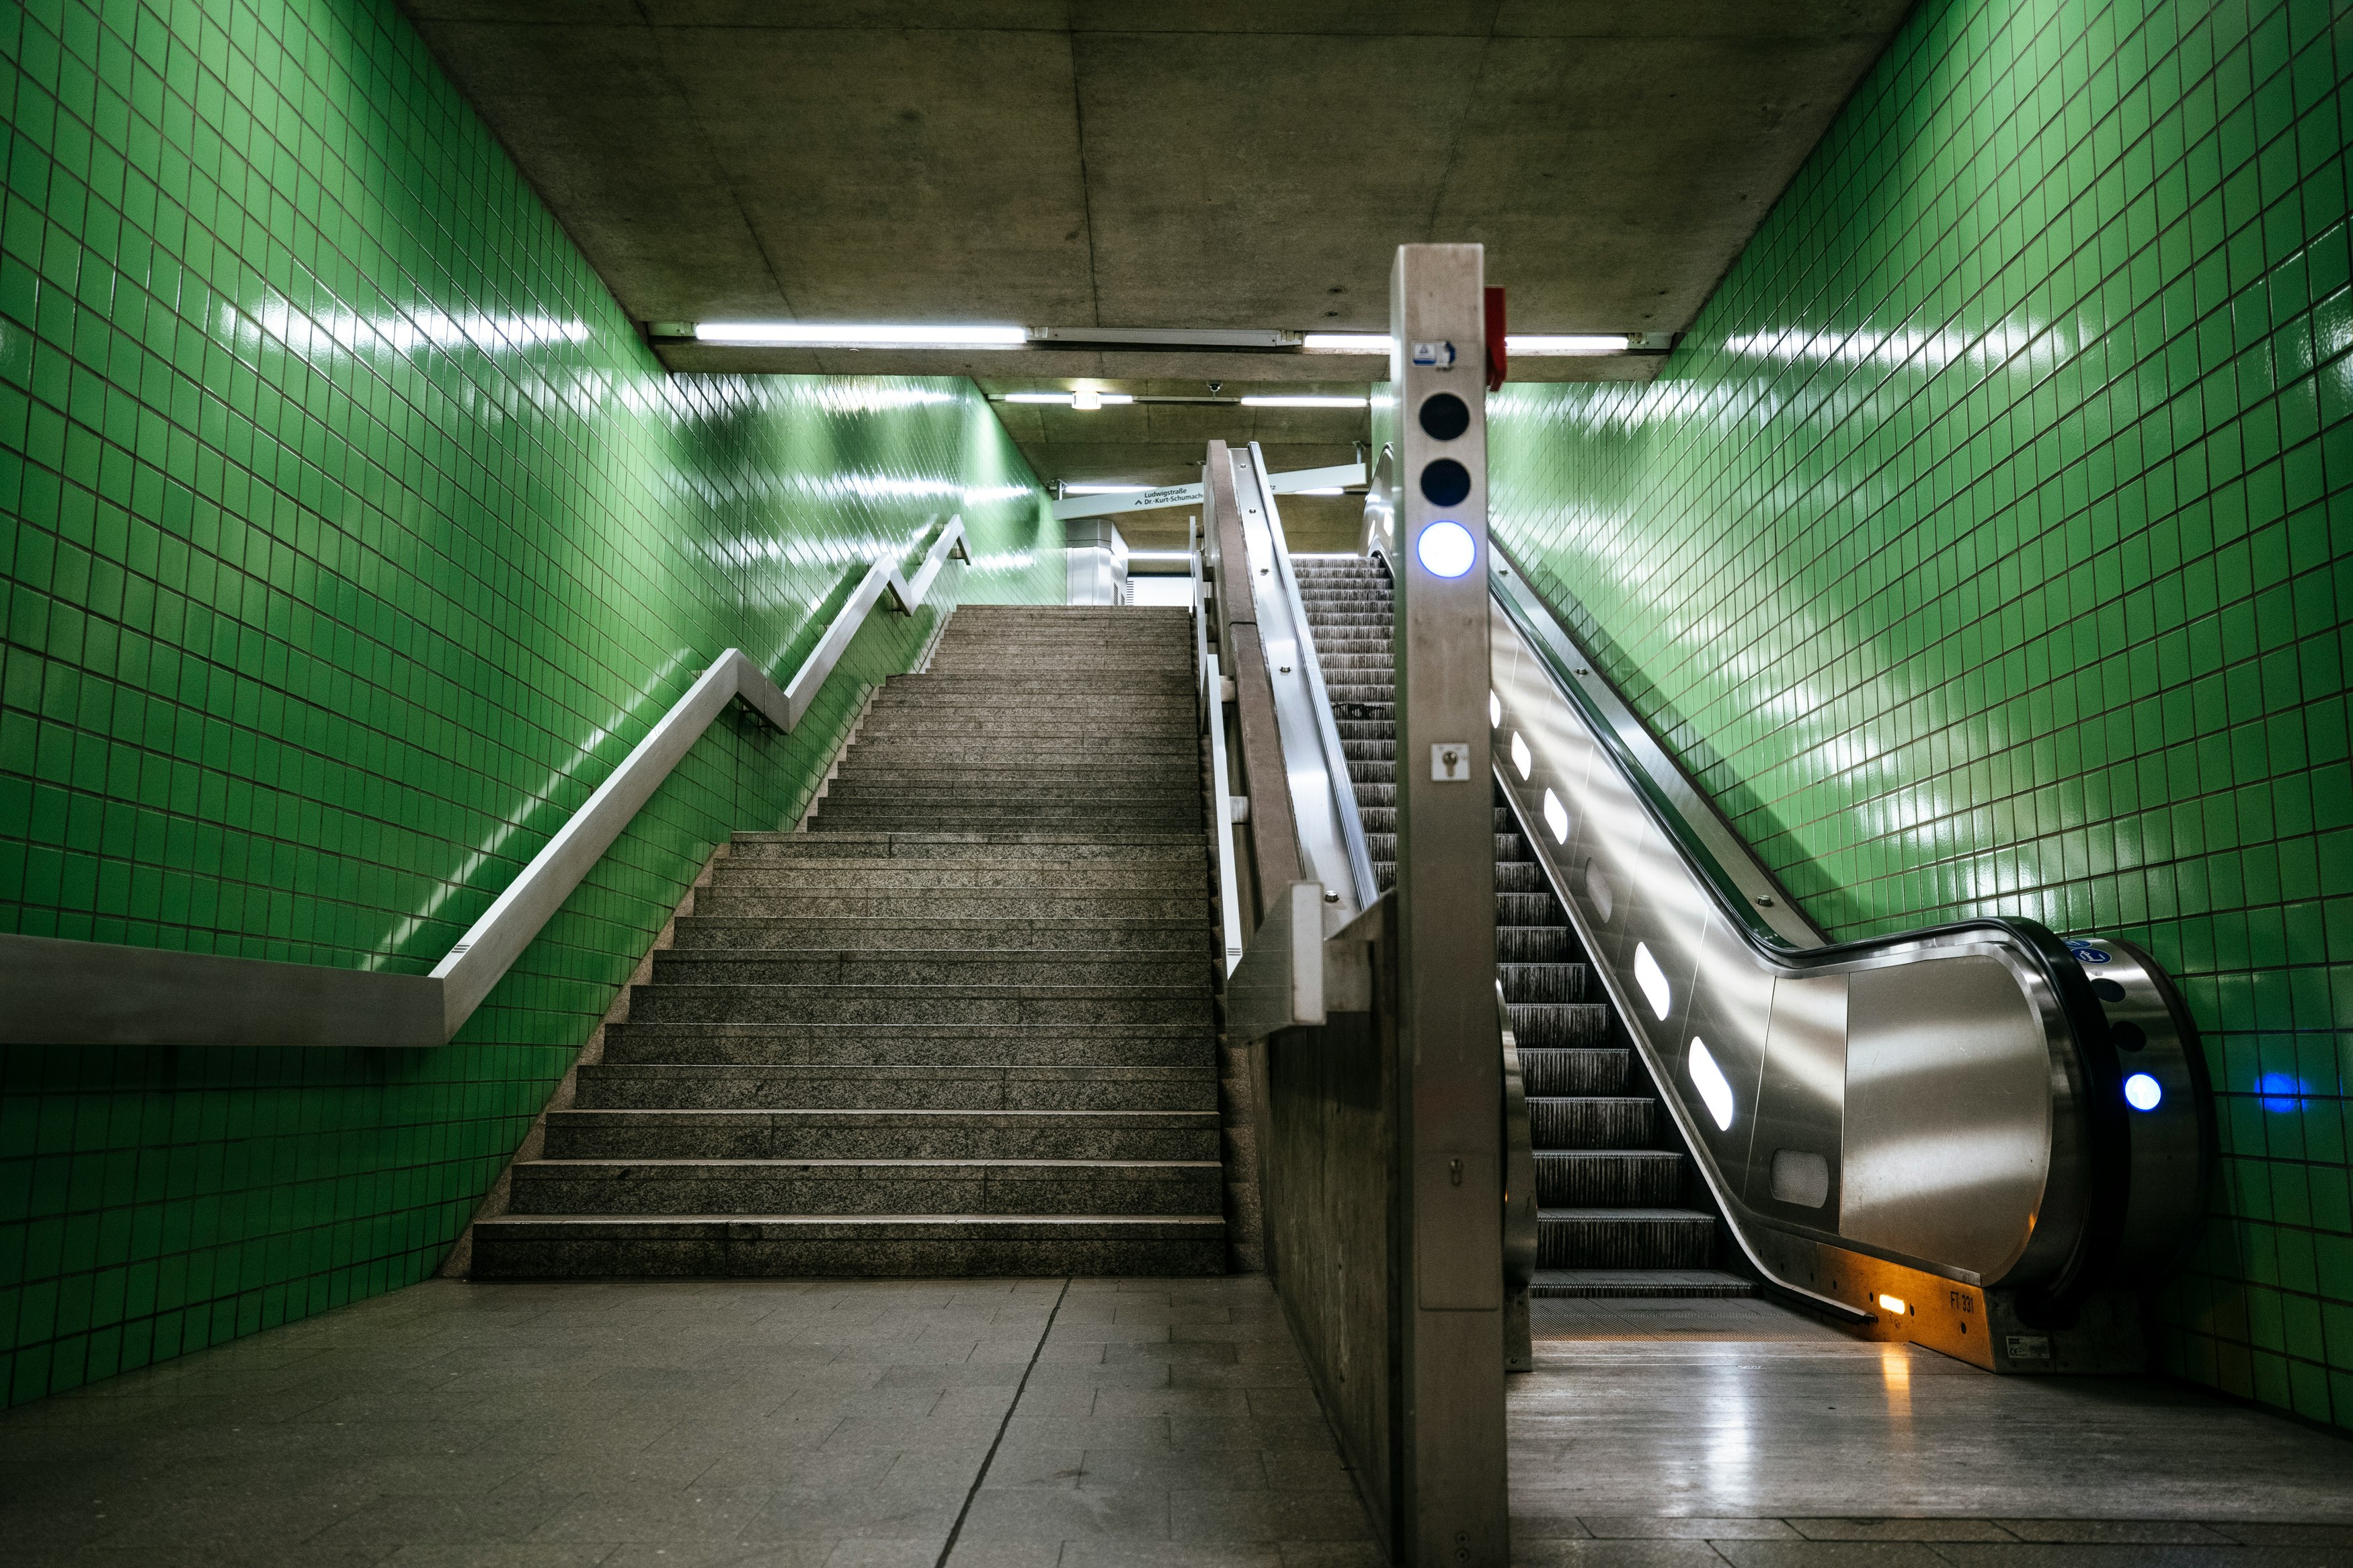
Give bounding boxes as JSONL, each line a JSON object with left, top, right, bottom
{"left": 1742, "top": 975, "right": 1847, "bottom": 1223}
{"left": 1842, "top": 956, "right": 2057, "bottom": 1282}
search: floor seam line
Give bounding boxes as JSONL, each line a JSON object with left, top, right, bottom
{"left": 934, "top": 1275, "right": 1072, "bottom": 1568}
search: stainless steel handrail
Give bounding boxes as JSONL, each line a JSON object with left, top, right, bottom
{"left": 1232, "top": 442, "right": 1381, "bottom": 914}
{"left": 1483, "top": 538, "right": 2211, "bottom": 1313}
{"left": 1191, "top": 527, "right": 1246, "bottom": 975}
{"left": 1, "top": 516, "right": 973, "bottom": 1048}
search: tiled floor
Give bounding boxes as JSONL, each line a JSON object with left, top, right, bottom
{"left": 1511, "top": 1295, "right": 2353, "bottom": 1565}
{"left": 2, "top": 1281, "right": 2348, "bottom": 1567}
{"left": 0, "top": 1275, "right": 1371, "bottom": 1567}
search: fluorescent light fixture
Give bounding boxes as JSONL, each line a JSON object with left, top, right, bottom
{"left": 1292, "top": 487, "right": 1345, "bottom": 496}
{"left": 1511, "top": 731, "right": 1532, "bottom": 780}
{"left": 1302, "top": 333, "right": 1392, "bottom": 352}
{"left": 1507, "top": 334, "right": 1633, "bottom": 356}
{"left": 1634, "top": 942, "right": 1671, "bottom": 1020}
{"left": 1687, "top": 1038, "right": 1735, "bottom": 1130}
{"left": 1004, "top": 391, "right": 1135, "bottom": 407}
{"left": 694, "top": 322, "right": 1027, "bottom": 348}
{"left": 1062, "top": 483, "right": 1150, "bottom": 495}
{"left": 1125, "top": 550, "right": 1199, "bottom": 562}
{"left": 1877, "top": 1293, "right": 1909, "bottom": 1316}
{"left": 1240, "top": 395, "right": 1369, "bottom": 409}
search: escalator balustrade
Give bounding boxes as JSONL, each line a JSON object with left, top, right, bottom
{"left": 1291, "top": 556, "right": 1749, "bottom": 1298}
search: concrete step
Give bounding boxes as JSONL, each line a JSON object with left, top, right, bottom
{"left": 577, "top": 1061, "right": 1217, "bottom": 1106}
{"left": 645, "top": 949, "right": 1214, "bottom": 990}
{"left": 622, "top": 983, "right": 1213, "bottom": 1026}
{"left": 707, "top": 862, "right": 1205, "bottom": 891}
{"left": 504, "top": 1157, "right": 1225, "bottom": 1216}
{"left": 809, "top": 807, "right": 1203, "bottom": 831}
{"left": 853, "top": 715, "right": 1195, "bottom": 737}
{"left": 833, "top": 752, "right": 1195, "bottom": 771}
{"left": 1537, "top": 1208, "right": 1718, "bottom": 1270}
{"left": 824, "top": 771, "right": 1205, "bottom": 799}
{"left": 692, "top": 892, "right": 1209, "bottom": 920}
{"left": 543, "top": 1108, "right": 1222, "bottom": 1161}
{"left": 727, "top": 833, "right": 1205, "bottom": 863}
{"left": 469, "top": 1214, "right": 1226, "bottom": 1278}
{"left": 808, "top": 808, "right": 1203, "bottom": 832}
{"left": 669, "top": 918, "right": 1209, "bottom": 953}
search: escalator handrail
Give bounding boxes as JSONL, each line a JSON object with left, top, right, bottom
{"left": 1242, "top": 442, "right": 1382, "bottom": 912}
{"left": 1484, "top": 536, "right": 2132, "bottom": 1307}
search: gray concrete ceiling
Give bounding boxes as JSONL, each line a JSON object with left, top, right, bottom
{"left": 403, "top": 0, "right": 1911, "bottom": 482}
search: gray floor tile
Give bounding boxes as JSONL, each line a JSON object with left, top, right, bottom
{"left": 1167, "top": 1490, "right": 1374, "bottom": 1543}
{"left": 1581, "top": 1520, "right": 1799, "bottom": 1540}
{"left": 958, "top": 1483, "right": 1176, "bottom": 1538}
{"left": 1789, "top": 1522, "right": 2019, "bottom": 1542}
{"left": 1712, "top": 1547, "right": 1952, "bottom": 1568}
{"left": 1991, "top": 1526, "right": 2237, "bottom": 1545}
{"left": 1510, "top": 1544, "right": 1730, "bottom": 1568}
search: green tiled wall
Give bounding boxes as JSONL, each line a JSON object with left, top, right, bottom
{"left": 1490, "top": 0, "right": 2352, "bottom": 1425}
{"left": 0, "top": 0, "right": 1060, "bottom": 1405}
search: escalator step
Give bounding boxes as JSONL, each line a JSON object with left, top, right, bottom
{"left": 1528, "top": 1097, "right": 1656, "bottom": 1148}
{"left": 1519, "top": 1048, "right": 1633, "bottom": 1096}
{"left": 1506, "top": 1003, "right": 1613, "bottom": 1048}
{"left": 1497, "top": 927, "right": 1575, "bottom": 963}
{"left": 1536, "top": 1150, "right": 1685, "bottom": 1205}
{"left": 1538, "top": 1208, "right": 1716, "bottom": 1269}
{"left": 1530, "top": 1269, "right": 1753, "bottom": 1298}
{"left": 1499, "top": 962, "right": 1587, "bottom": 1002}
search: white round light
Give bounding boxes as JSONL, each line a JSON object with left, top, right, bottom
{"left": 2124, "top": 1072, "right": 2163, "bottom": 1112}
{"left": 1416, "top": 520, "right": 1476, "bottom": 578}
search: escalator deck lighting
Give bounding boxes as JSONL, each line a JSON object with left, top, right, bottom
{"left": 2124, "top": 1072, "right": 2163, "bottom": 1111}
{"left": 1878, "top": 1293, "right": 1908, "bottom": 1315}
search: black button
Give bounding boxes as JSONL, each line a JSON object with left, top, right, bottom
{"left": 2091, "top": 979, "right": 2126, "bottom": 1001}
{"left": 2112, "top": 1021, "right": 2147, "bottom": 1051}
{"left": 1420, "top": 458, "right": 1471, "bottom": 506}
{"left": 1419, "top": 393, "right": 1470, "bottom": 441}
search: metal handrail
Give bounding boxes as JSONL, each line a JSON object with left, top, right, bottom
{"left": 1238, "top": 442, "right": 1381, "bottom": 913}
{"left": 1, "top": 517, "right": 972, "bottom": 1048}
{"left": 1191, "top": 528, "right": 1247, "bottom": 975}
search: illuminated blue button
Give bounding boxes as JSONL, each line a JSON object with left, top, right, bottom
{"left": 1417, "top": 520, "right": 1476, "bottom": 578}
{"left": 2123, "top": 1072, "right": 2163, "bottom": 1111}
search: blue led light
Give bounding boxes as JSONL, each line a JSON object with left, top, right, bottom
{"left": 1417, "top": 520, "right": 1476, "bottom": 578}
{"left": 2123, "top": 1072, "right": 2163, "bottom": 1112}
{"left": 2258, "top": 1071, "right": 2307, "bottom": 1114}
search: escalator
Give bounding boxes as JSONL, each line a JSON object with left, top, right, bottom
{"left": 1219, "top": 428, "right": 2214, "bottom": 1370}
{"left": 1292, "top": 556, "right": 1749, "bottom": 1298}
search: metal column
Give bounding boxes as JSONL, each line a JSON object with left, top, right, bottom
{"left": 1389, "top": 244, "right": 1506, "bottom": 1567}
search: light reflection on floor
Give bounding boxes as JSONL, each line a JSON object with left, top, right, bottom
{"left": 1511, "top": 1294, "right": 2353, "bottom": 1526}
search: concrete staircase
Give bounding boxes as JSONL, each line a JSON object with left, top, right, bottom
{"left": 472, "top": 605, "right": 1228, "bottom": 1278}
{"left": 1290, "top": 555, "right": 1749, "bottom": 1300}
